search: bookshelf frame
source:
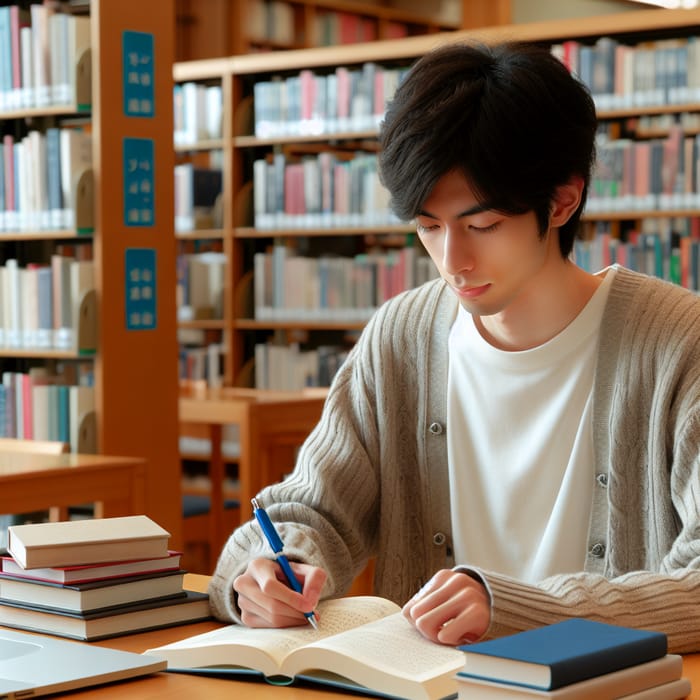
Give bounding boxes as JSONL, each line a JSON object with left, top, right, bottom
{"left": 173, "top": 6, "right": 700, "bottom": 392}
{"left": 0, "top": 0, "right": 181, "bottom": 544}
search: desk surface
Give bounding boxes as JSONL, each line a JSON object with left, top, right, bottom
{"left": 0, "top": 452, "right": 146, "bottom": 519}
{"left": 23, "top": 574, "right": 698, "bottom": 699}
{"left": 0, "top": 452, "right": 144, "bottom": 476}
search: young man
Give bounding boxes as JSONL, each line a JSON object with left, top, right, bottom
{"left": 209, "top": 42, "right": 700, "bottom": 653}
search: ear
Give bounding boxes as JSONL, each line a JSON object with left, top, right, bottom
{"left": 549, "top": 177, "right": 584, "bottom": 228}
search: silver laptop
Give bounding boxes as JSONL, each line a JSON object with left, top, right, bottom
{"left": 0, "top": 628, "right": 166, "bottom": 698}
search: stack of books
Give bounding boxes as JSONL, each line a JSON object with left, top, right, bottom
{"left": 456, "top": 618, "right": 691, "bottom": 699}
{"left": 0, "top": 515, "right": 211, "bottom": 641}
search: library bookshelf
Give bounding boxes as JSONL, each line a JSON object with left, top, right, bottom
{"left": 0, "top": 0, "right": 181, "bottom": 545}
{"left": 173, "top": 6, "right": 700, "bottom": 396}
{"left": 174, "top": 0, "right": 466, "bottom": 61}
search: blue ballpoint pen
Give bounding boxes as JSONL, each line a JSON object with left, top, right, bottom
{"left": 251, "top": 498, "right": 319, "bottom": 630}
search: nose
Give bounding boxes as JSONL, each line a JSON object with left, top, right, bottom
{"left": 442, "top": 226, "right": 474, "bottom": 277}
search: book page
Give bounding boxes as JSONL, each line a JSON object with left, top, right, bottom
{"left": 284, "top": 612, "right": 465, "bottom": 700}
{"left": 145, "top": 595, "right": 401, "bottom": 678}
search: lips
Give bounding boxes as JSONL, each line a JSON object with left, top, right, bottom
{"left": 453, "top": 283, "right": 491, "bottom": 299}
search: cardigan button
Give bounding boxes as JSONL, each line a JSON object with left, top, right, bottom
{"left": 589, "top": 542, "right": 606, "bottom": 558}
{"left": 433, "top": 532, "right": 447, "bottom": 546}
{"left": 428, "top": 422, "right": 444, "bottom": 435}
{"left": 596, "top": 473, "right": 608, "bottom": 487}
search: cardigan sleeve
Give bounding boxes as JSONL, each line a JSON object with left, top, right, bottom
{"left": 208, "top": 310, "right": 386, "bottom": 623}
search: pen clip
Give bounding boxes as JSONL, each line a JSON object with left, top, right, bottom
{"left": 252, "top": 498, "right": 284, "bottom": 554}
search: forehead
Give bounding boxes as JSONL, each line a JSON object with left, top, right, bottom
{"left": 419, "top": 170, "right": 488, "bottom": 219}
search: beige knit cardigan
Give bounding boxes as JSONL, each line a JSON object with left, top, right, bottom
{"left": 210, "top": 266, "right": 700, "bottom": 653}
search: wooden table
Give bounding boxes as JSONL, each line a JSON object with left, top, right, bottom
{"left": 29, "top": 574, "right": 700, "bottom": 699}
{"left": 0, "top": 452, "right": 146, "bottom": 519}
{"left": 179, "top": 387, "right": 327, "bottom": 560}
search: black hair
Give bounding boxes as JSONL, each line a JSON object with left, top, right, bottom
{"left": 378, "top": 41, "right": 598, "bottom": 257}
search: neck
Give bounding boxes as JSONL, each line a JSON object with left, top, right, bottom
{"left": 475, "top": 262, "right": 603, "bottom": 351}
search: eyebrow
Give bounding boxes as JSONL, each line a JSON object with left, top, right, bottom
{"left": 417, "top": 202, "right": 493, "bottom": 219}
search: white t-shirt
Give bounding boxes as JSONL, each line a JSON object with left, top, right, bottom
{"left": 447, "top": 267, "right": 616, "bottom": 582}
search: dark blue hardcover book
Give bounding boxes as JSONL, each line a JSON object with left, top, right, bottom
{"left": 458, "top": 618, "right": 667, "bottom": 691}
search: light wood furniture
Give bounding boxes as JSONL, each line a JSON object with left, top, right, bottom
{"left": 0, "top": 0, "right": 181, "bottom": 546}
{"left": 0, "top": 438, "right": 69, "bottom": 455}
{"left": 173, "top": 7, "right": 700, "bottom": 393}
{"left": 0, "top": 438, "right": 70, "bottom": 521}
{"left": 175, "top": 0, "right": 465, "bottom": 61}
{"left": 17, "top": 574, "right": 696, "bottom": 699}
{"left": 179, "top": 387, "right": 326, "bottom": 572}
{"left": 91, "top": 0, "right": 181, "bottom": 545}
{"left": 0, "top": 452, "right": 146, "bottom": 520}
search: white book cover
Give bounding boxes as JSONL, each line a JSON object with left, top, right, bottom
{"left": 48, "top": 11, "right": 69, "bottom": 104}
{"left": 32, "top": 383, "right": 51, "bottom": 442}
{"left": 0, "top": 266, "right": 4, "bottom": 347}
{"left": 205, "top": 84, "right": 222, "bottom": 139}
{"left": 19, "top": 267, "right": 38, "bottom": 348}
{"left": 19, "top": 25, "right": 33, "bottom": 108}
{"left": 30, "top": 3, "right": 51, "bottom": 107}
{"left": 3, "top": 260, "right": 21, "bottom": 348}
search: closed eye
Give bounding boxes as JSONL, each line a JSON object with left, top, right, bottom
{"left": 469, "top": 222, "right": 499, "bottom": 233}
{"left": 416, "top": 222, "right": 440, "bottom": 234}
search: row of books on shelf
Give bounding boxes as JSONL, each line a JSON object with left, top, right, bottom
{"left": 254, "top": 341, "right": 348, "bottom": 391}
{"left": 0, "top": 127, "right": 93, "bottom": 233}
{"left": 588, "top": 127, "right": 700, "bottom": 214}
{"left": 575, "top": 222, "right": 700, "bottom": 291}
{"left": 174, "top": 164, "right": 223, "bottom": 232}
{"left": 253, "top": 62, "right": 408, "bottom": 138}
{"left": 0, "top": 368, "right": 94, "bottom": 453}
{"left": 253, "top": 245, "right": 439, "bottom": 321}
{"left": 173, "top": 82, "right": 223, "bottom": 146}
{"left": 178, "top": 342, "right": 225, "bottom": 387}
{"left": 247, "top": 34, "right": 700, "bottom": 144}
{"left": 246, "top": 0, "right": 296, "bottom": 47}
{"left": 0, "top": 5, "right": 90, "bottom": 112}
{"left": 311, "top": 9, "right": 411, "bottom": 47}
{"left": 0, "top": 256, "right": 94, "bottom": 351}
{"left": 553, "top": 35, "right": 700, "bottom": 111}
{"left": 176, "top": 251, "right": 226, "bottom": 321}
{"left": 0, "top": 516, "right": 210, "bottom": 641}
{"left": 246, "top": 0, "right": 413, "bottom": 49}
{"left": 253, "top": 151, "right": 400, "bottom": 230}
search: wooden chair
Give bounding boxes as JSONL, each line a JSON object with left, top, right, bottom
{"left": 179, "top": 387, "right": 327, "bottom": 573}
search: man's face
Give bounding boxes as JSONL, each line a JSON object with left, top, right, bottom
{"left": 415, "top": 169, "right": 558, "bottom": 320}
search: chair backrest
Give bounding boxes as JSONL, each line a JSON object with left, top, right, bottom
{"left": 0, "top": 438, "right": 69, "bottom": 454}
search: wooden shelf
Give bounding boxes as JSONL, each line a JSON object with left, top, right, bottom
{"left": 175, "top": 0, "right": 462, "bottom": 62}
{"left": 174, "top": 6, "right": 700, "bottom": 391}
{"left": 0, "top": 0, "right": 181, "bottom": 546}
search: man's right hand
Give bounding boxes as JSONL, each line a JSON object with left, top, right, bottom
{"left": 233, "top": 558, "right": 327, "bottom": 628}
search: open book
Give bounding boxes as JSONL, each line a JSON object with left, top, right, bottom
{"left": 144, "top": 595, "right": 465, "bottom": 700}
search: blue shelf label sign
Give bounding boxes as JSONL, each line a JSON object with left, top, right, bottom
{"left": 122, "top": 30, "right": 154, "bottom": 117}
{"left": 123, "top": 137, "right": 155, "bottom": 227}
{"left": 125, "top": 248, "right": 157, "bottom": 331}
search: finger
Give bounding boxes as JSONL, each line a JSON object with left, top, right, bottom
{"left": 239, "top": 590, "right": 311, "bottom": 628}
{"left": 403, "top": 570, "right": 461, "bottom": 620}
{"left": 436, "top": 600, "right": 490, "bottom": 646}
{"left": 403, "top": 572, "right": 490, "bottom": 644}
{"left": 290, "top": 562, "right": 327, "bottom": 606}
